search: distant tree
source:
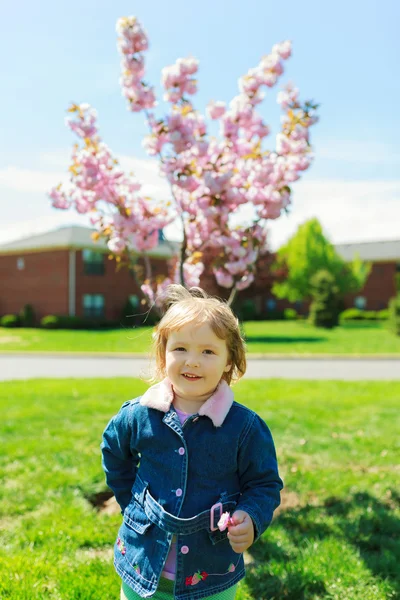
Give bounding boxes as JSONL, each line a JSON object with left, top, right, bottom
{"left": 19, "top": 304, "right": 36, "bottom": 327}
{"left": 309, "top": 270, "right": 340, "bottom": 328}
{"left": 272, "top": 218, "right": 370, "bottom": 304}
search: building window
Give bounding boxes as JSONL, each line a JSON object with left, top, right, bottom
{"left": 354, "top": 296, "right": 366, "bottom": 310}
{"left": 265, "top": 298, "right": 276, "bottom": 311}
{"left": 17, "top": 257, "right": 25, "bottom": 270}
{"left": 129, "top": 295, "right": 140, "bottom": 309}
{"left": 83, "top": 294, "right": 105, "bottom": 318}
{"left": 82, "top": 249, "right": 105, "bottom": 275}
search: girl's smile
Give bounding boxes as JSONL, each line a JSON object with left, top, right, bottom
{"left": 181, "top": 372, "right": 202, "bottom": 380}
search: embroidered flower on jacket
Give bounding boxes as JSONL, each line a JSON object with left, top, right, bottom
{"left": 185, "top": 570, "right": 208, "bottom": 586}
{"left": 117, "top": 537, "right": 126, "bottom": 555}
{"left": 228, "top": 563, "right": 236, "bottom": 572}
{"left": 217, "top": 511, "right": 234, "bottom": 531}
{"left": 134, "top": 564, "right": 141, "bottom": 574}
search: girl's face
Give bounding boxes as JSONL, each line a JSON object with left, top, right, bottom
{"left": 165, "top": 321, "right": 231, "bottom": 405}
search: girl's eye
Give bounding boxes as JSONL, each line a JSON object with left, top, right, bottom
{"left": 203, "top": 349, "right": 214, "bottom": 355}
{"left": 174, "top": 347, "right": 186, "bottom": 352}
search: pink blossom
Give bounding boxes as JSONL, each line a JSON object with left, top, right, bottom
{"left": 206, "top": 100, "right": 226, "bottom": 120}
{"left": 65, "top": 103, "right": 98, "bottom": 139}
{"left": 116, "top": 16, "right": 149, "bottom": 53}
{"left": 277, "top": 83, "right": 299, "bottom": 109}
{"left": 217, "top": 512, "right": 234, "bottom": 531}
{"left": 162, "top": 57, "right": 199, "bottom": 103}
{"left": 122, "top": 54, "right": 145, "bottom": 77}
{"left": 183, "top": 262, "right": 204, "bottom": 287}
{"left": 262, "top": 72, "right": 278, "bottom": 88}
{"left": 49, "top": 186, "right": 71, "bottom": 210}
{"left": 74, "top": 191, "right": 96, "bottom": 213}
{"left": 225, "top": 259, "right": 248, "bottom": 276}
{"left": 236, "top": 272, "right": 255, "bottom": 291}
{"left": 108, "top": 236, "right": 126, "bottom": 254}
{"left": 214, "top": 269, "right": 234, "bottom": 289}
{"left": 260, "top": 52, "right": 282, "bottom": 72}
{"left": 50, "top": 18, "right": 318, "bottom": 305}
{"left": 273, "top": 40, "right": 292, "bottom": 60}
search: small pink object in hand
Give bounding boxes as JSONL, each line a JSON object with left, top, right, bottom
{"left": 217, "top": 512, "right": 234, "bottom": 531}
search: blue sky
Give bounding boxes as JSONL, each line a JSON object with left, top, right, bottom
{"left": 0, "top": 0, "right": 399, "bottom": 248}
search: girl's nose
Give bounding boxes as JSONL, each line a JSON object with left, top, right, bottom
{"left": 185, "top": 354, "right": 199, "bottom": 367}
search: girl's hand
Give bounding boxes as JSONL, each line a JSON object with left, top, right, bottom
{"left": 227, "top": 510, "right": 255, "bottom": 553}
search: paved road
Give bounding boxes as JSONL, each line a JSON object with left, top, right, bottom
{"left": 1, "top": 354, "right": 400, "bottom": 380}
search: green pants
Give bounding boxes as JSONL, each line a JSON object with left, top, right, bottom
{"left": 121, "top": 577, "right": 238, "bottom": 599}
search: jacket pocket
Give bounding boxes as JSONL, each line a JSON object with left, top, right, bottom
{"left": 124, "top": 500, "right": 152, "bottom": 535}
{"left": 208, "top": 529, "right": 229, "bottom": 545}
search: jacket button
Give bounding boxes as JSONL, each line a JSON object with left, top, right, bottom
{"left": 175, "top": 488, "right": 183, "bottom": 497}
{"left": 178, "top": 447, "right": 185, "bottom": 455}
{"left": 181, "top": 545, "right": 189, "bottom": 554}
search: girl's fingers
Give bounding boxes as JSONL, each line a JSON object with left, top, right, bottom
{"left": 228, "top": 531, "right": 249, "bottom": 541}
{"left": 230, "top": 541, "right": 249, "bottom": 553}
{"left": 228, "top": 521, "right": 249, "bottom": 534}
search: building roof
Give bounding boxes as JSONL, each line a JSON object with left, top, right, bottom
{"left": 335, "top": 239, "right": 400, "bottom": 262}
{"left": 0, "top": 225, "right": 179, "bottom": 258}
{"left": 0, "top": 225, "right": 399, "bottom": 262}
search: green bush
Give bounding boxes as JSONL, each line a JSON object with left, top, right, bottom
{"left": 41, "top": 315, "right": 86, "bottom": 329}
{"left": 40, "top": 315, "right": 120, "bottom": 330}
{"left": 19, "top": 304, "right": 36, "bottom": 327}
{"left": 309, "top": 270, "right": 340, "bottom": 329}
{"left": 240, "top": 299, "right": 258, "bottom": 321}
{"left": 363, "top": 310, "right": 379, "bottom": 320}
{"left": 388, "top": 297, "right": 400, "bottom": 335}
{"left": 340, "top": 308, "right": 389, "bottom": 322}
{"left": 121, "top": 299, "right": 136, "bottom": 326}
{"left": 41, "top": 315, "right": 64, "bottom": 329}
{"left": 340, "top": 308, "right": 364, "bottom": 321}
{"left": 283, "top": 308, "right": 298, "bottom": 320}
{"left": 377, "top": 309, "right": 389, "bottom": 320}
{"left": 265, "top": 309, "right": 285, "bottom": 321}
{"left": 234, "top": 299, "right": 257, "bottom": 321}
{"left": 396, "top": 273, "right": 400, "bottom": 293}
{"left": 388, "top": 275, "right": 400, "bottom": 335}
{"left": 0, "top": 314, "right": 20, "bottom": 328}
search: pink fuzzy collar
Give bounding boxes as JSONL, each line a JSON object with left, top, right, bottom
{"left": 139, "top": 378, "right": 234, "bottom": 427}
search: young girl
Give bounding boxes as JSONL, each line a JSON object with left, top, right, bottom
{"left": 101, "top": 285, "right": 283, "bottom": 600}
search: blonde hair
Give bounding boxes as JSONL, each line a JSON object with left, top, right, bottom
{"left": 152, "top": 285, "right": 246, "bottom": 385}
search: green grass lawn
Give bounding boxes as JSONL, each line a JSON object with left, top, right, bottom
{"left": 1, "top": 378, "right": 399, "bottom": 599}
{"left": 1, "top": 321, "right": 400, "bottom": 355}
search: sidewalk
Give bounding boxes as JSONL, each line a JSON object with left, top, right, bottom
{"left": 1, "top": 354, "right": 399, "bottom": 381}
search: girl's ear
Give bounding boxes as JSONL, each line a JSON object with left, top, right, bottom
{"left": 224, "top": 362, "right": 232, "bottom": 373}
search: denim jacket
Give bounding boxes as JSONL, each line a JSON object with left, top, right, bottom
{"left": 101, "top": 379, "right": 283, "bottom": 600}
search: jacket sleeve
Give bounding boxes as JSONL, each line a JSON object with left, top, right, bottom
{"left": 100, "top": 401, "right": 140, "bottom": 514}
{"left": 236, "top": 412, "right": 283, "bottom": 542}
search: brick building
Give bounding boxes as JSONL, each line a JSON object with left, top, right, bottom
{"left": 0, "top": 226, "right": 178, "bottom": 324}
{"left": 336, "top": 239, "right": 400, "bottom": 311}
{"left": 0, "top": 226, "right": 399, "bottom": 322}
